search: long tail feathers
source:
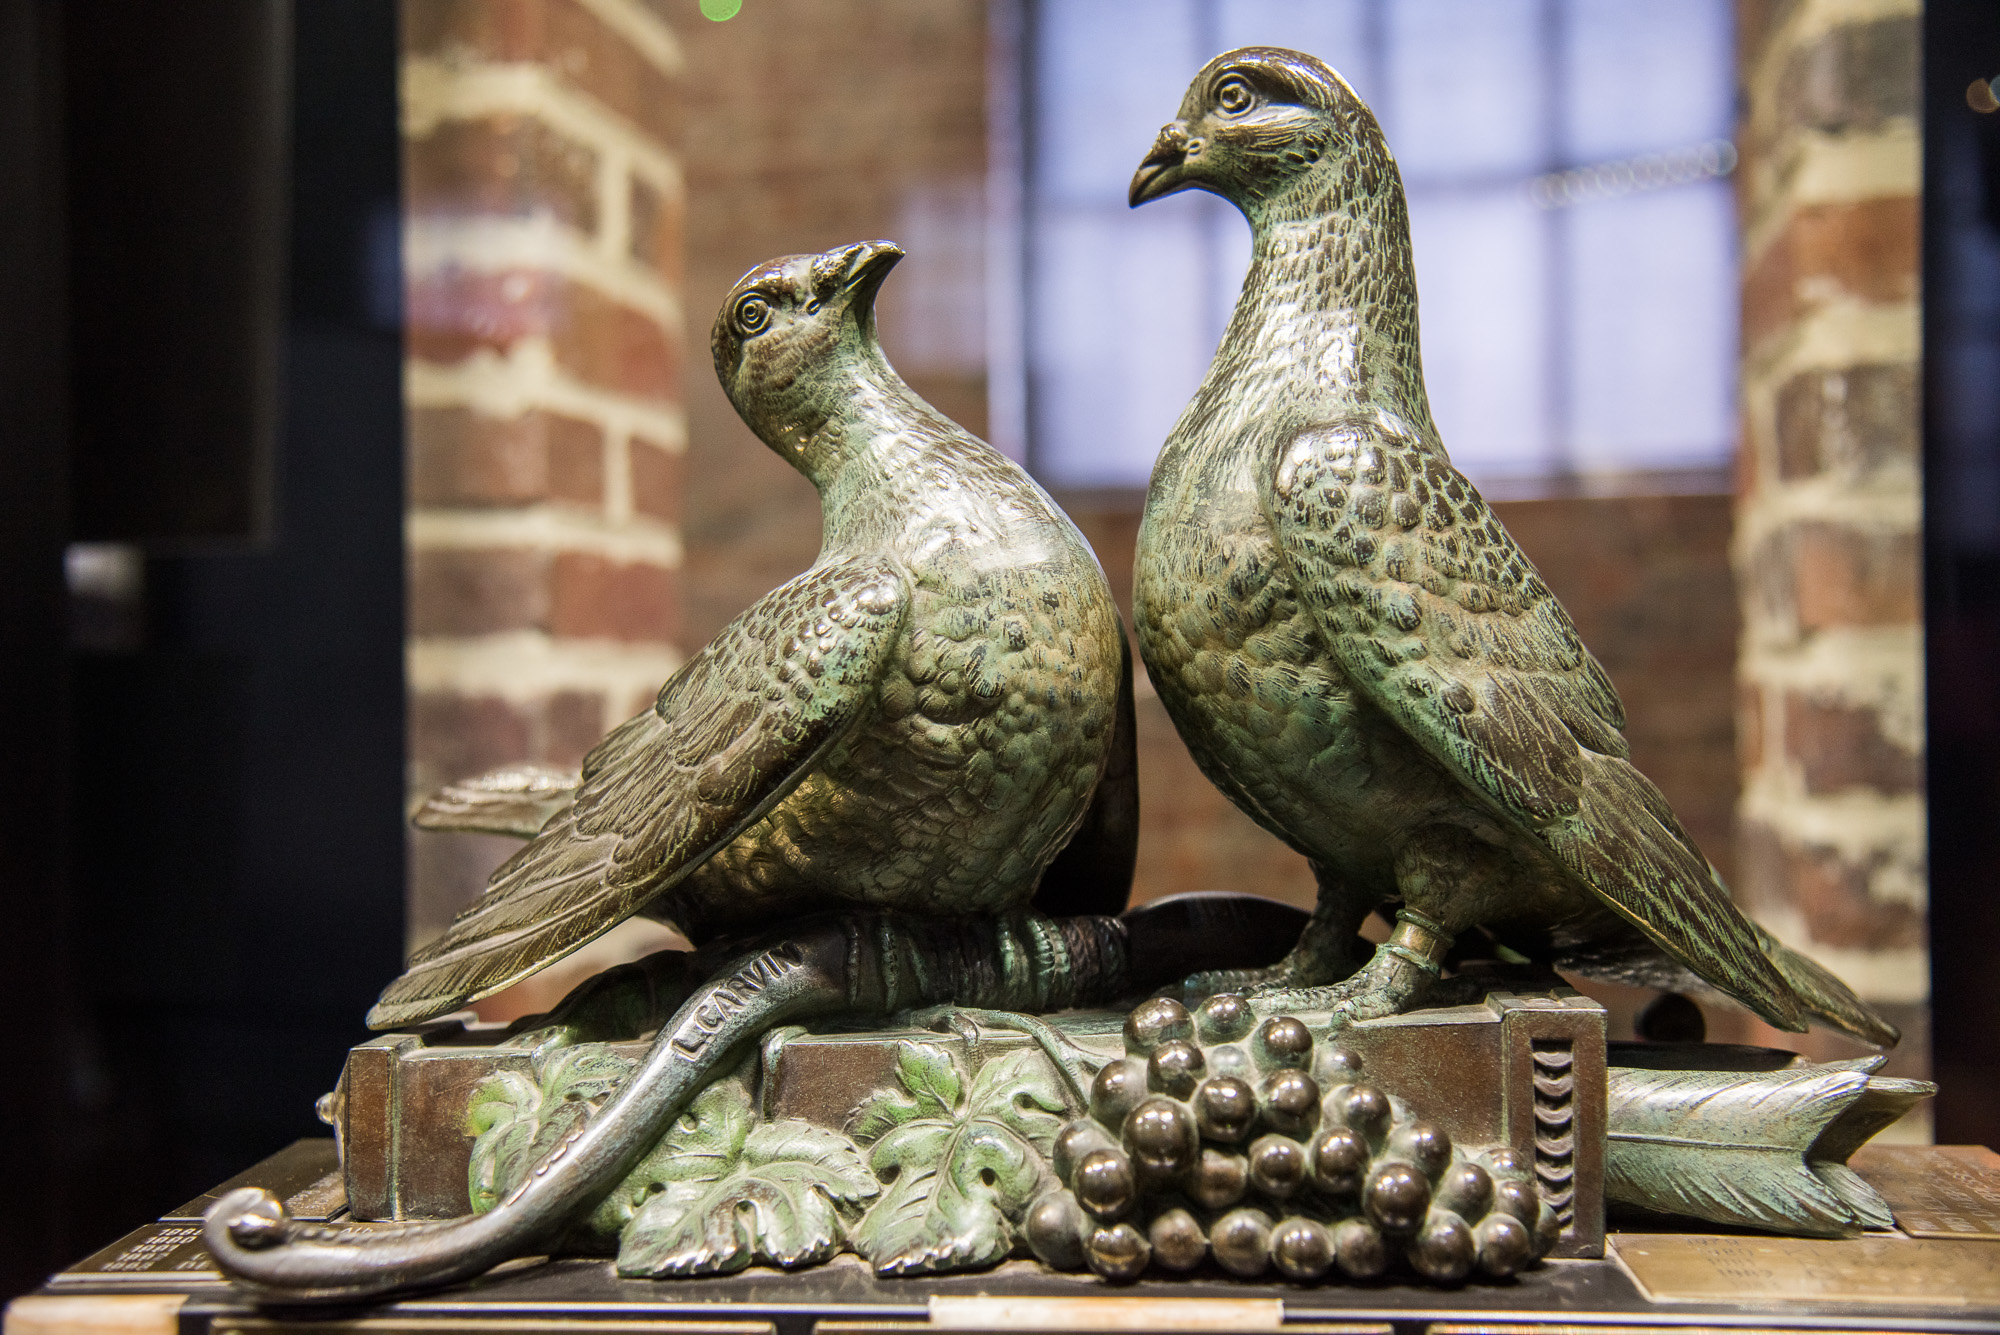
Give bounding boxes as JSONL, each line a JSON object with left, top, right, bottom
{"left": 1753, "top": 925, "right": 1902, "bottom": 1048}
{"left": 1549, "top": 753, "right": 1803, "bottom": 1032}
{"left": 1554, "top": 752, "right": 1898, "bottom": 1048}
{"left": 368, "top": 807, "right": 629, "bottom": 1030}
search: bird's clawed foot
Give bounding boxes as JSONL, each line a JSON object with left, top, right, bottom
{"left": 1186, "top": 944, "right": 1431, "bottom": 1026}
{"left": 1182, "top": 908, "right": 1457, "bottom": 1030}
{"left": 1318, "top": 907, "right": 1457, "bottom": 1027}
{"left": 1316, "top": 943, "right": 1440, "bottom": 1026}
{"left": 1181, "top": 945, "right": 1365, "bottom": 1004}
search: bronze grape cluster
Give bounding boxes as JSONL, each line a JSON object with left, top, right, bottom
{"left": 1024, "top": 995, "right": 1560, "bottom": 1284}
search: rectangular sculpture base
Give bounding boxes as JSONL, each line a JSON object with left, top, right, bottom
{"left": 330, "top": 987, "right": 1607, "bottom": 1257}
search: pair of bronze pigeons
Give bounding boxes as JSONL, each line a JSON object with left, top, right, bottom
{"left": 383, "top": 47, "right": 1891, "bottom": 1051}
{"left": 209, "top": 45, "right": 1893, "bottom": 1302}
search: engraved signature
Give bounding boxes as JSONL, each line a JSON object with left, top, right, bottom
{"left": 669, "top": 942, "right": 808, "bottom": 1060}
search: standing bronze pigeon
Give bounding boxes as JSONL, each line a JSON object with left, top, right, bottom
{"left": 203, "top": 240, "right": 1141, "bottom": 1299}
{"left": 1127, "top": 47, "right": 1895, "bottom": 1047}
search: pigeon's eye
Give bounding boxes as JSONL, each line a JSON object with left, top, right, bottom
{"left": 1215, "top": 76, "right": 1254, "bottom": 114}
{"left": 733, "top": 294, "right": 772, "bottom": 335}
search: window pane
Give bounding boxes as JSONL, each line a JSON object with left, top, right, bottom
{"left": 1562, "top": 0, "right": 1734, "bottom": 163}
{"left": 1031, "top": 0, "right": 1204, "bottom": 207}
{"left": 1020, "top": 0, "right": 1738, "bottom": 494}
{"left": 1385, "top": 0, "right": 1548, "bottom": 182}
{"left": 1406, "top": 187, "right": 1552, "bottom": 482}
{"left": 1030, "top": 208, "right": 1217, "bottom": 488}
{"left": 1564, "top": 182, "right": 1736, "bottom": 474}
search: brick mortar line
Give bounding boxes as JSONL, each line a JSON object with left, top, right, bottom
{"left": 405, "top": 214, "right": 682, "bottom": 329}
{"left": 1744, "top": 901, "right": 1929, "bottom": 1004}
{"left": 1738, "top": 626, "right": 1922, "bottom": 685}
{"left": 1739, "top": 774, "right": 1928, "bottom": 886}
{"left": 1739, "top": 129, "right": 1920, "bottom": 264}
{"left": 1742, "top": 298, "right": 1919, "bottom": 384}
{"left": 605, "top": 430, "right": 634, "bottom": 522}
{"left": 1739, "top": 352, "right": 1918, "bottom": 415}
{"left": 597, "top": 139, "right": 633, "bottom": 261}
{"left": 1737, "top": 655, "right": 1925, "bottom": 743}
{"left": 1738, "top": 624, "right": 1926, "bottom": 700}
{"left": 1738, "top": 636, "right": 1923, "bottom": 683}
{"left": 1731, "top": 483, "right": 1920, "bottom": 557}
{"left": 403, "top": 59, "right": 684, "bottom": 194}
{"left": 570, "top": 0, "right": 683, "bottom": 78}
{"left": 1737, "top": 642, "right": 1924, "bottom": 741}
{"left": 409, "top": 345, "right": 687, "bottom": 451}
{"left": 409, "top": 632, "right": 683, "bottom": 702}
{"left": 1743, "top": 0, "right": 1922, "bottom": 110}
{"left": 407, "top": 507, "right": 684, "bottom": 566}
{"left": 1738, "top": 628, "right": 1923, "bottom": 703}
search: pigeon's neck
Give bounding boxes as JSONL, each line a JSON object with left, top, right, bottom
{"left": 1190, "top": 159, "right": 1440, "bottom": 452}
{"left": 812, "top": 361, "right": 965, "bottom": 520}
{"left": 758, "top": 350, "right": 904, "bottom": 486}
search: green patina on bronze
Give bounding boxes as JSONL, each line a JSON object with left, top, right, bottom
{"left": 201, "top": 241, "right": 1144, "bottom": 1302}
{"left": 376, "top": 239, "right": 1137, "bottom": 1027}
{"left": 1127, "top": 47, "right": 1896, "bottom": 1046}
{"left": 197, "top": 47, "right": 1934, "bottom": 1305}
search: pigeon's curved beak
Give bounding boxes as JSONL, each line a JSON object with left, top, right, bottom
{"left": 1130, "top": 121, "right": 1195, "bottom": 207}
{"left": 827, "top": 240, "right": 904, "bottom": 308}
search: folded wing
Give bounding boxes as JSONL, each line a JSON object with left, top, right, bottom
{"left": 1260, "top": 421, "right": 1808, "bottom": 1032}
{"left": 369, "top": 557, "right": 908, "bottom": 1029}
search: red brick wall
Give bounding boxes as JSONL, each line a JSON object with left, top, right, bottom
{"left": 1731, "top": 0, "right": 1926, "bottom": 1088}
{"left": 677, "top": 0, "right": 991, "bottom": 650}
{"left": 402, "top": 0, "right": 687, "bottom": 957}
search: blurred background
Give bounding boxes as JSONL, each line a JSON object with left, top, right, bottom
{"left": 3, "top": 0, "right": 1995, "bottom": 1299}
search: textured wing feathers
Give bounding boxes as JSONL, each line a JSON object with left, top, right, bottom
{"left": 1266, "top": 424, "right": 1621, "bottom": 822}
{"left": 368, "top": 558, "right": 908, "bottom": 1029}
{"left": 1547, "top": 752, "right": 1802, "bottom": 1030}
{"left": 1752, "top": 923, "right": 1900, "bottom": 1047}
{"left": 1263, "top": 423, "right": 1801, "bottom": 1022}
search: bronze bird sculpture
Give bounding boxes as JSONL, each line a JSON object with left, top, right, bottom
{"left": 203, "top": 240, "right": 1144, "bottom": 1298}
{"left": 1126, "top": 47, "right": 1896, "bottom": 1047}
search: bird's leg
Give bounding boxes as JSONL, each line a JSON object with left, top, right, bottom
{"left": 1183, "top": 863, "right": 1374, "bottom": 1000}
{"left": 1313, "top": 825, "right": 1502, "bottom": 1027}
{"left": 1317, "top": 907, "right": 1455, "bottom": 1027}
{"left": 1209, "top": 827, "right": 1505, "bottom": 1024}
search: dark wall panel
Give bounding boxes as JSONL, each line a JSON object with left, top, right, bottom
{"left": 1924, "top": 0, "right": 2000, "bottom": 1145}
{"left": 64, "top": 0, "right": 286, "bottom": 544}
{"left": 38, "top": 0, "right": 408, "bottom": 1281}
{"left": 0, "top": 0, "right": 78, "bottom": 1304}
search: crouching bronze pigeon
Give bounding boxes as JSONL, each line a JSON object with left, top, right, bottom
{"left": 202, "top": 241, "right": 1146, "bottom": 1299}
{"left": 1127, "top": 47, "right": 1896, "bottom": 1047}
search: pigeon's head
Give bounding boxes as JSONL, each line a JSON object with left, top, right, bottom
{"left": 712, "top": 240, "right": 903, "bottom": 468}
{"left": 1130, "top": 47, "right": 1378, "bottom": 214}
